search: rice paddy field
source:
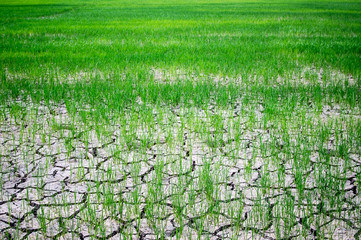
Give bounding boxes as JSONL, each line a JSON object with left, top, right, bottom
{"left": 1, "top": 0, "right": 361, "bottom": 239}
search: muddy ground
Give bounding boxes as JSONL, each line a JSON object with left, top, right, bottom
{"left": 0, "top": 101, "right": 360, "bottom": 239}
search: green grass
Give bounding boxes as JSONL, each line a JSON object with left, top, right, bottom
{"left": 0, "top": 0, "right": 360, "bottom": 239}
{"left": 1, "top": 0, "right": 360, "bottom": 79}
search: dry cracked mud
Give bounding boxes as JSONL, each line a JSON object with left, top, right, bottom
{"left": 0, "top": 100, "right": 360, "bottom": 239}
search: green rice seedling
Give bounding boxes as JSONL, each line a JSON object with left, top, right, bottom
{"left": 200, "top": 159, "right": 214, "bottom": 202}
{"left": 38, "top": 206, "right": 48, "bottom": 235}
{"left": 0, "top": 0, "right": 360, "bottom": 239}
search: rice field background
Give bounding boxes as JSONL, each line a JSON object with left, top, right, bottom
{"left": 0, "top": 0, "right": 360, "bottom": 239}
